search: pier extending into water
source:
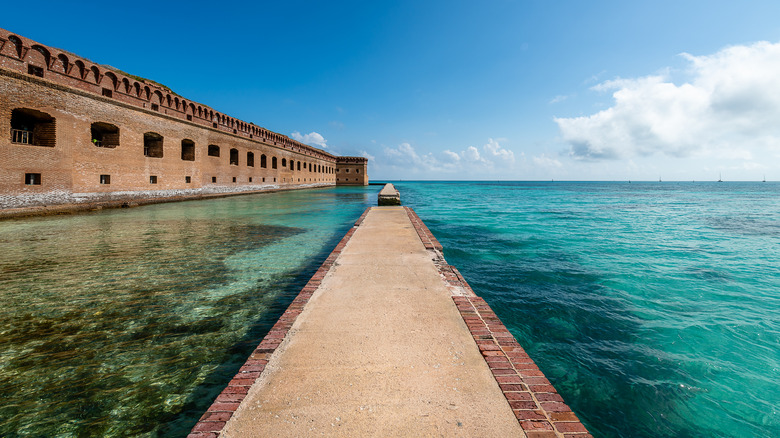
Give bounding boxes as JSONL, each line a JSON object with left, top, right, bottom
{"left": 189, "top": 205, "right": 590, "bottom": 437}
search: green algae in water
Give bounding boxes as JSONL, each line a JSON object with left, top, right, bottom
{"left": 0, "top": 186, "right": 377, "bottom": 437}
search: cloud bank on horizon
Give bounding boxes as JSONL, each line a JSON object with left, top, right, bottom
{"left": 555, "top": 41, "right": 780, "bottom": 163}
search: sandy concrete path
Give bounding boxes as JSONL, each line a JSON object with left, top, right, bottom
{"left": 221, "top": 206, "right": 524, "bottom": 437}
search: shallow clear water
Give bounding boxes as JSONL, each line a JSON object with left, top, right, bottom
{"left": 0, "top": 186, "right": 378, "bottom": 437}
{"left": 393, "top": 181, "right": 779, "bottom": 438}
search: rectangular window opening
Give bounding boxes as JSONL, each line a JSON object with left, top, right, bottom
{"left": 25, "top": 173, "right": 42, "bottom": 185}
{"left": 101, "top": 88, "right": 113, "bottom": 98}
{"left": 151, "top": 104, "right": 159, "bottom": 111}
{"left": 150, "top": 175, "right": 158, "bottom": 184}
{"left": 185, "top": 176, "right": 191, "bottom": 184}
{"left": 249, "top": 177, "right": 253, "bottom": 182}
{"left": 187, "top": 115, "right": 193, "bottom": 121}
{"left": 212, "top": 176, "right": 217, "bottom": 183}
{"left": 232, "top": 177, "right": 237, "bottom": 183}
{"left": 100, "top": 174, "right": 111, "bottom": 185}
{"left": 27, "top": 65, "right": 44, "bottom": 77}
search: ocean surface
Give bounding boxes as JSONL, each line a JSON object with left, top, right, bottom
{"left": 1, "top": 181, "right": 778, "bottom": 437}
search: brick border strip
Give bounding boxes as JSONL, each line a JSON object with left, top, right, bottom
{"left": 404, "top": 206, "right": 591, "bottom": 438}
{"left": 403, "top": 206, "right": 443, "bottom": 251}
{"left": 188, "top": 207, "right": 372, "bottom": 438}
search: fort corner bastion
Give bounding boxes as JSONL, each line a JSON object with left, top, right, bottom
{"left": 0, "top": 28, "right": 368, "bottom": 216}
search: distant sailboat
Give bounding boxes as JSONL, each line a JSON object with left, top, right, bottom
{"left": 718, "top": 173, "right": 723, "bottom": 182}
{"left": 763, "top": 174, "right": 766, "bottom": 182}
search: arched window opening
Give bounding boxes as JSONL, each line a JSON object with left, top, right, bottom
{"left": 91, "top": 122, "right": 119, "bottom": 148}
{"left": 297, "top": 161, "right": 301, "bottom": 171}
{"left": 104, "top": 72, "right": 118, "bottom": 90}
{"left": 90, "top": 66, "right": 101, "bottom": 84}
{"left": 260, "top": 154, "right": 267, "bottom": 168}
{"left": 290, "top": 160, "right": 295, "bottom": 170}
{"left": 57, "top": 54, "right": 70, "bottom": 74}
{"left": 229, "top": 148, "right": 239, "bottom": 165}
{"left": 8, "top": 35, "right": 23, "bottom": 59}
{"left": 272, "top": 157, "right": 278, "bottom": 169}
{"left": 143, "top": 132, "right": 164, "bottom": 158}
{"left": 181, "top": 139, "right": 195, "bottom": 161}
{"left": 27, "top": 45, "right": 49, "bottom": 77}
{"left": 247, "top": 152, "right": 255, "bottom": 167}
{"left": 74, "top": 60, "right": 86, "bottom": 79}
{"left": 208, "top": 145, "right": 220, "bottom": 157}
{"left": 11, "top": 108, "right": 56, "bottom": 147}
{"left": 281, "top": 158, "right": 287, "bottom": 167}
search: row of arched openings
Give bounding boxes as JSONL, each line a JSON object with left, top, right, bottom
{"left": 4, "top": 32, "right": 334, "bottom": 161}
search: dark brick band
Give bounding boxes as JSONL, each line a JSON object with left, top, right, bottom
{"left": 187, "top": 207, "right": 371, "bottom": 438}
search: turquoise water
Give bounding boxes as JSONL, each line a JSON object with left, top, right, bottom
{"left": 392, "top": 181, "right": 779, "bottom": 438}
{"left": 0, "top": 186, "right": 378, "bottom": 437}
{"left": 2, "top": 182, "right": 778, "bottom": 437}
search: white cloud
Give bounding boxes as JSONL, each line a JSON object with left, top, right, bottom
{"left": 377, "top": 139, "right": 516, "bottom": 177}
{"left": 555, "top": 41, "right": 780, "bottom": 161}
{"left": 463, "top": 146, "right": 485, "bottom": 163}
{"left": 383, "top": 142, "right": 442, "bottom": 172}
{"left": 291, "top": 131, "right": 328, "bottom": 148}
{"left": 483, "top": 138, "right": 515, "bottom": 163}
{"left": 443, "top": 150, "right": 461, "bottom": 162}
{"left": 533, "top": 154, "right": 562, "bottom": 168}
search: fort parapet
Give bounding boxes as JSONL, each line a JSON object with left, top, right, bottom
{"left": 0, "top": 28, "right": 368, "bottom": 214}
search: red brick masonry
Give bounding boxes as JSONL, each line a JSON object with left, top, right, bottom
{"left": 189, "top": 206, "right": 590, "bottom": 437}
{"left": 404, "top": 206, "right": 591, "bottom": 438}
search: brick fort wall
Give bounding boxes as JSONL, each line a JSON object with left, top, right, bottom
{"left": 0, "top": 28, "right": 368, "bottom": 211}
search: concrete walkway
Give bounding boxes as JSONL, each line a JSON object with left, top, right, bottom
{"left": 221, "top": 207, "right": 523, "bottom": 437}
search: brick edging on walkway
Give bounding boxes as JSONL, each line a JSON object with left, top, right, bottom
{"left": 187, "top": 207, "right": 372, "bottom": 438}
{"left": 404, "top": 206, "right": 592, "bottom": 438}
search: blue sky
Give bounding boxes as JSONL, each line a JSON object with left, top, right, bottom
{"left": 4, "top": 1, "right": 780, "bottom": 180}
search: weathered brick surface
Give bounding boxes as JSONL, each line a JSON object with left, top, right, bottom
{"left": 0, "top": 27, "right": 368, "bottom": 213}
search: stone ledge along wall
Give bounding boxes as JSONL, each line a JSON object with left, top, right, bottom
{"left": 0, "top": 28, "right": 368, "bottom": 214}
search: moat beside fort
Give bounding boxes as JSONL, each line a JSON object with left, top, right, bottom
{"left": 0, "top": 186, "right": 379, "bottom": 436}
